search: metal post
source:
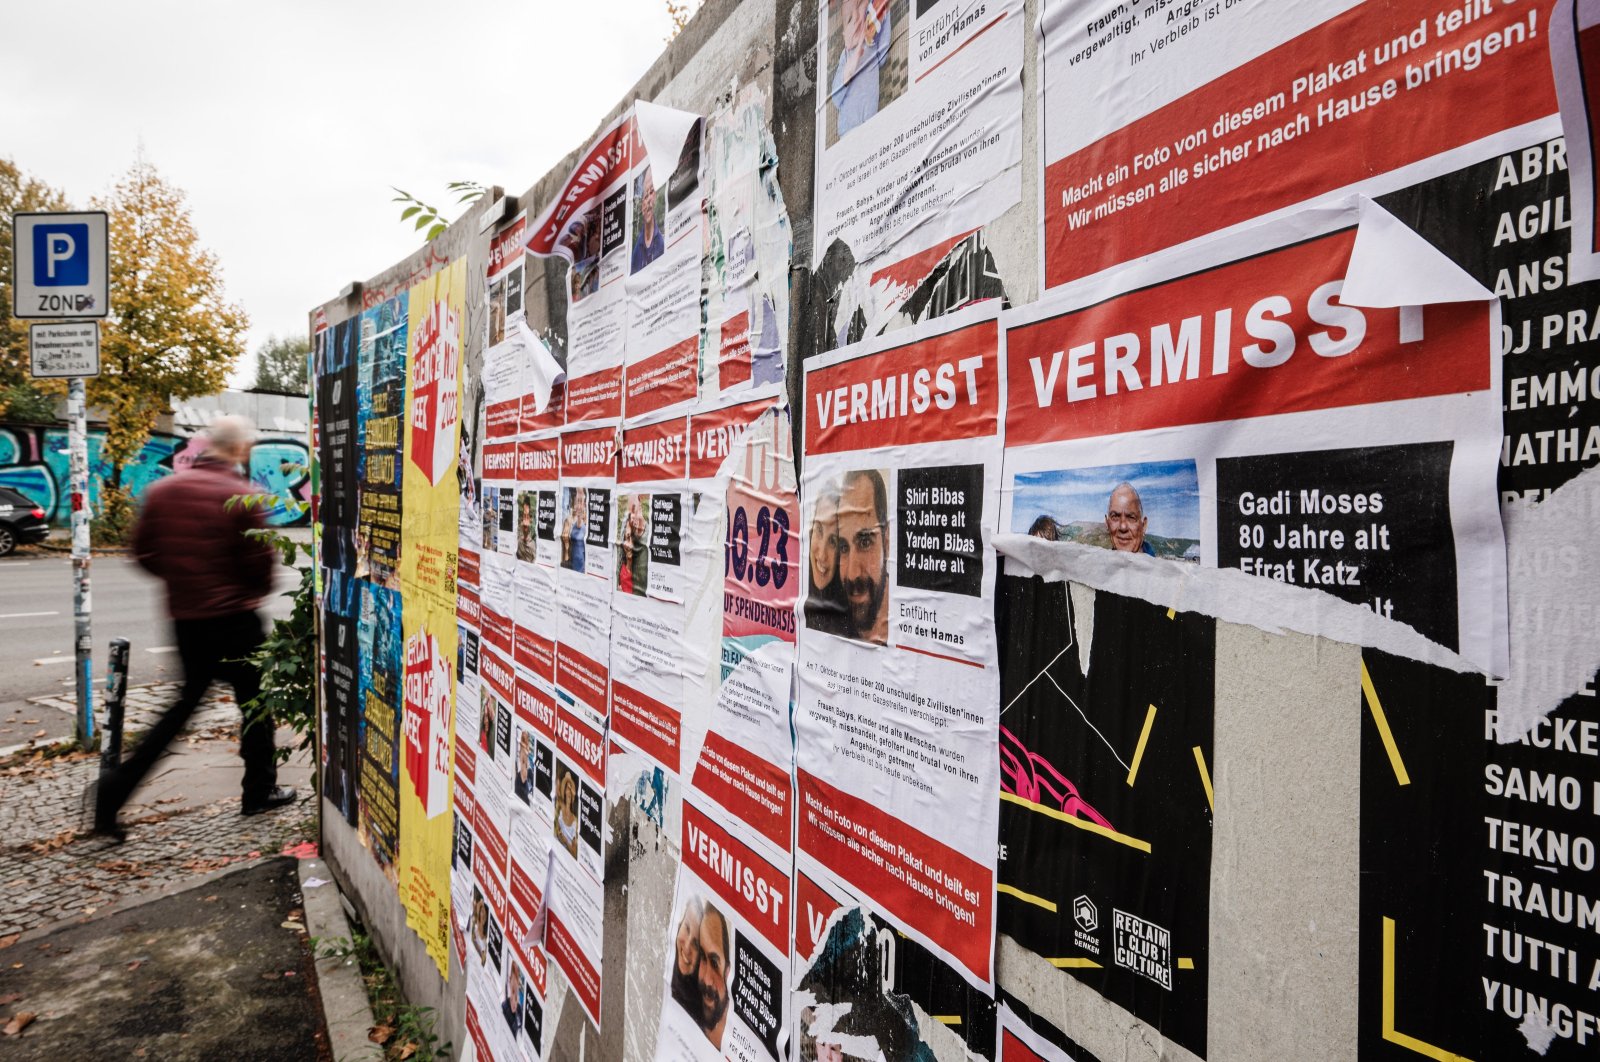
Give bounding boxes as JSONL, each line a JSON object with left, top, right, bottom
{"left": 101, "top": 637, "right": 130, "bottom": 773}
{"left": 68, "top": 376, "right": 95, "bottom": 751}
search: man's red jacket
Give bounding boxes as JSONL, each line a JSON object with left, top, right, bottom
{"left": 132, "top": 454, "right": 277, "bottom": 621}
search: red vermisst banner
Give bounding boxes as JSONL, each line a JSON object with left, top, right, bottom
{"left": 797, "top": 769, "right": 993, "bottom": 984}
{"left": 1009, "top": 228, "right": 1490, "bottom": 447}
{"left": 689, "top": 398, "right": 776, "bottom": 479}
{"left": 517, "top": 436, "right": 559, "bottom": 482}
{"left": 1044, "top": 0, "right": 1556, "bottom": 286}
{"left": 514, "top": 674, "right": 557, "bottom": 740}
{"left": 682, "top": 801, "right": 791, "bottom": 955}
{"left": 619, "top": 416, "right": 689, "bottom": 484}
{"left": 479, "top": 646, "right": 516, "bottom": 705}
{"left": 556, "top": 707, "right": 606, "bottom": 788}
{"left": 482, "top": 439, "right": 518, "bottom": 480}
{"left": 561, "top": 426, "right": 617, "bottom": 479}
{"left": 805, "top": 318, "right": 1001, "bottom": 456}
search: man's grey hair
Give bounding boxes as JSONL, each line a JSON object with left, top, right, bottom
{"left": 207, "top": 415, "right": 257, "bottom": 453}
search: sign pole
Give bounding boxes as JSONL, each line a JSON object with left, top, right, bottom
{"left": 68, "top": 375, "right": 95, "bottom": 751}
{"left": 11, "top": 210, "right": 109, "bottom": 753}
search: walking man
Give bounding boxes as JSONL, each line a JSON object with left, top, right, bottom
{"left": 93, "top": 415, "right": 297, "bottom": 839}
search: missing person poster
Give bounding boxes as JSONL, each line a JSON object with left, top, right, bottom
{"left": 796, "top": 305, "right": 1003, "bottom": 991}
{"left": 1358, "top": 650, "right": 1600, "bottom": 1059}
{"left": 812, "top": 0, "right": 1024, "bottom": 268}
{"left": 487, "top": 213, "right": 566, "bottom": 435}
{"left": 626, "top": 103, "right": 705, "bottom": 418}
{"left": 653, "top": 796, "right": 790, "bottom": 1062}
{"left": 481, "top": 438, "right": 518, "bottom": 558}
{"left": 548, "top": 703, "right": 609, "bottom": 1028}
{"left": 357, "top": 292, "right": 407, "bottom": 587}
{"left": 527, "top": 112, "right": 636, "bottom": 424}
{"left": 514, "top": 433, "right": 561, "bottom": 687}
{"left": 399, "top": 259, "right": 466, "bottom": 979}
{"left": 1003, "top": 207, "right": 1510, "bottom": 674}
{"left": 610, "top": 412, "right": 698, "bottom": 773}
{"left": 1040, "top": 0, "right": 1560, "bottom": 290}
{"left": 556, "top": 426, "right": 617, "bottom": 726}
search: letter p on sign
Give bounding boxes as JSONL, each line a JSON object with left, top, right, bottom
{"left": 34, "top": 223, "right": 88, "bottom": 286}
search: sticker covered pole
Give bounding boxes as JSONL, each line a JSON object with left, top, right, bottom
{"left": 68, "top": 374, "right": 95, "bottom": 750}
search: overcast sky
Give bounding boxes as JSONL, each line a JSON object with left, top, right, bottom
{"left": 0, "top": 0, "right": 678, "bottom": 385}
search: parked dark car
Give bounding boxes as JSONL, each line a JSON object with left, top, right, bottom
{"left": 0, "top": 487, "right": 50, "bottom": 556}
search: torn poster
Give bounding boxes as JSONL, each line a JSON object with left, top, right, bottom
{"left": 996, "top": 574, "right": 1214, "bottom": 1057}
{"left": 1552, "top": 0, "right": 1600, "bottom": 283}
{"left": 626, "top": 103, "right": 705, "bottom": 418}
{"left": 998, "top": 998, "right": 1097, "bottom": 1062}
{"left": 527, "top": 112, "right": 636, "bottom": 423}
{"left": 793, "top": 869, "right": 997, "bottom": 1059}
{"left": 797, "top": 304, "right": 1003, "bottom": 991}
{"left": 701, "top": 85, "right": 791, "bottom": 404}
{"left": 1041, "top": 0, "right": 1559, "bottom": 290}
{"left": 1002, "top": 205, "right": 1510, "bottom": 675}
{"left": 547, "top": 701, "right": 609, "bottom": 1028}
{"left": 813, "top": 0, "right": 1023, "bottom": 282}
{"left": 1358, "top": 648, "right": 1600, "bottom": 1059}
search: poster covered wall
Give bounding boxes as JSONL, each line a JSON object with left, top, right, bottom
{"left": 399, "top": 259, "right": 467, "bottom": 979}
{"left": 357, "top": 293, "right": 408, "bottom": 586}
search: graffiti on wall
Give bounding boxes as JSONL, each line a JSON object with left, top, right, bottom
{"left": 0, "top": 423, "right": 311, "bottom": 528}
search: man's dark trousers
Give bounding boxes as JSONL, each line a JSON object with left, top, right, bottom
{"left": 99, "top": 610, "right": 276, "bottom": 820}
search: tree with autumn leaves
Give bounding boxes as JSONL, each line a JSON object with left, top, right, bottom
{"left": 1, "top": 157, "right": 247, "bottom": 540}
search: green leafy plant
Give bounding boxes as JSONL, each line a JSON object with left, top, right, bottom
{"left": 315, "top": 932, "right": 453, "bottom": 1062}
{"left": 228, "top": 487, "right": 315, "bottom": 767}
{"left": 392, "top": 182, "right": 486, "bottom": 242}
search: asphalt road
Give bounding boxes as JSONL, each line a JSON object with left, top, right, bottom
{"left": 0, "top": 550, "right": 299, "bottom": 724}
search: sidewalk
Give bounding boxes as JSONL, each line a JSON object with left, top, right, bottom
{"left": 0, "top": 688, "right": 315, "bottom": 940}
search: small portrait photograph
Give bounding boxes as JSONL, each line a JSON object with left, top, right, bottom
{"left": 631, "top": 168, "right": 667, "bottom": 274}
{"left": 616, "top": 493, "right": 649, "bottom": 596}
{"left": 489, "top": 275, "right": 507, "bottom": 347}
{"left": 1011, "top": 460, "right": 1201, "bottom": 561}
{"left": 514, "top": 727, "right": 534, "bottom": 804}
{"left": 804, "top": 469, "right": 891, "bottom": 645}
{"left": 502, "top": 961, "right": 524, "bottom": 1034}
{"left": 517, "top": 490, "right": 539, "bottom": 563}
{"left": 478, "top": 686, "right": 496, "bottom": 758}
{"left": 482, "top": 485, "right": 500, "bottom": 551}
{"left": 554, "top": 762, "right": 581, "bottom": 858}
{"left": 470, "top": 885, "right": 490, "bottom": 961}
{"left": 825, "top": 0, "right": 909, "bottom": 147}
{"left": 668, "top": 892, "right": 735, "bottom": 1051}
{"left": 561, "top": 486, "right": 589, "bottom": 573}
{"left": 566, "top": 212, "right": 603, "bottom": 302}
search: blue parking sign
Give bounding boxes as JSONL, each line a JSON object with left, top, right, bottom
{"left": 32, "top": 223, "right": 90, "bottom": 287}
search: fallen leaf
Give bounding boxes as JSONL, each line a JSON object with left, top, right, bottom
{"left": 396, "top": 1043, "right": 418, "bottom": 1060}
{"left": 21, "top": 719, "right": 37, "bottom": 725}
{"left": 2, "top": 1012, "right": 35, "bottom": 1036}
{"left": 126, "top": 960, "right": 143, "bottom": 971}
{"left": 368, "top": 1024, "right": 394, "bottom": 1044}
{"left": 0, "top": 993, "right": 20, "bottom": 1005}
{"left": 201, "top": 895, "right": 217, "bottom": 903}
{"left": 30, "top": 731, "right": 45, "bottom": 738}
{"left": 260, "top": 971, "right": 280, "bottom": 980}
{"left": 284, "top": 970, "right": 296, "bottom": 977}
{"left": 0, "top": 936, "right": 16, "bottom": 950}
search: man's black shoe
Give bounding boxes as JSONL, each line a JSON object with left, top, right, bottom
{"left": 241, "top": 786, "right": 300, "bottom": 816}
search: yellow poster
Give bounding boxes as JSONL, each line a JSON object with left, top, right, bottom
{"left": 398, "top": 258, "right": 466, "bottom": 978}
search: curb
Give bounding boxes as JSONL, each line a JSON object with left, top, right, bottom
{"left": 299, "top": 857, "right": 384, "bottom": 1061}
